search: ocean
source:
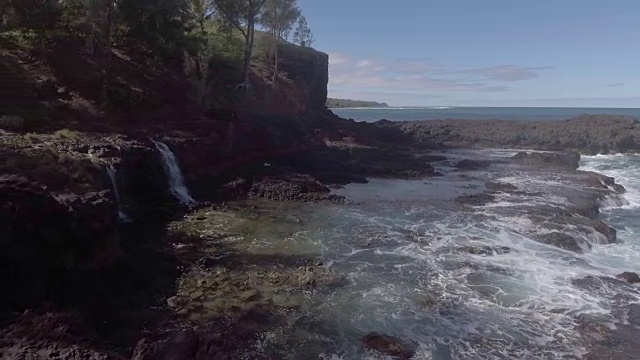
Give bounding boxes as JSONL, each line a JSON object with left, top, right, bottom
{"left": 331, "top": 107, "right": 640, "bottom": 122}
{"left": 245, "top": 151, "right": 640, "bottom": 359}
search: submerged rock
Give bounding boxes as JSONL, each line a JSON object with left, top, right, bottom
{"left": 455, "top": 193, "right": 496, "bottom": 206}
{"left": 616, "top": 272, "right": 640, "bottom": 284}
{"left": 458, "top": 245, "right": 511, "bottom": 256}
{"left": 455, "top": 159, "right": 493, "bottom": 171}
{"left": 485, "top": 180, "right": 518, "bottom": 193}
{"left": 362, "top": 332, "right": 416, "bottom": 359}
{"left": 538, "top": 232, "right": 591, "bottom": 253}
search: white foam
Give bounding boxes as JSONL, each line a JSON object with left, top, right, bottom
{"left": 581, "top": 154, "right": 640, "bottom": 209}
{"left": 250, "top": 154, "right": 640, "bottom": 358}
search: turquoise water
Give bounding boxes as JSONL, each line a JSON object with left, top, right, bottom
{"left": 331, "top": 107, "right": 640, "bottom": 122}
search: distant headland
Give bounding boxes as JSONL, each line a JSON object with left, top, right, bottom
{"left": 326, "top": 98, "right": 389, "bottom": 108}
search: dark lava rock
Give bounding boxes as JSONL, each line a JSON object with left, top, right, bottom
{"left": 455, "top": 193, "right": 496, "bottom": 206}
{"left": 220, "top": 177, "right": 250, "bottom": 198}
{"left": 362, "top": 332, "right": 416, "bottom": 359}
{"left": 459, "top": 245, "right": 511, "bottom": 256}
{"left": 578, "top": 171, "right": 627, "bottom": 193}
{"left": 572, "top": 276, "right": 638, "bottom": 301}
{"left": 131, "top": 330, "right": 230, "bottom": 360}
{"left": 397, "top": 115, "right": 640, "bottom": 154}
{"left": 616, "top": 272, "right": 640, "bottom": 284}
{"left": 538, "top": 232, "right": 590, "bottom": 253}
{"left": 512, "top": 151, "right": 581, "bottom": 171}
{"left": 455, "top": 159, "right": 493, "bottom": 171}
{"left": 485, "top": 181, "right": 518, "bottom": 193}
{"left": 0, "top": 312, "right": 111, "bottom": 360}
{"left": 593, "top": 221, "right": 617, "bottom": 244}
{"left": 249, "top": 173, "right": 345, "bottom": 203}
{"left": 0, "top": 175, "right": 121, "bottom": 308}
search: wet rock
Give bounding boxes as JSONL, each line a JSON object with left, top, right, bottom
{"left": 421, "top": 294, "right": 438, "bottom": 308}
{"left": 593, "top": 221, "right": 617, "bottom": 243}
{"left": 240, "top": 289, "right": 260, "bottom": 302}
{"left": 270, "top": 294, "right": 303, "bottom": 309}
{"left": 397, "top": 115, "right": 640, "bottom": 154}
{"left": 167, "top": 296, "right": 181, "bottom": 308}
{"left": 220, "top": 178, "right": 250, "bottom": 199}
{"left": 455, "top": 193, "right": 496, "bottom": 206}
{"left": 455, "top": 159, "right": 493, "bottom": 171}
{"left": 616, "top": 272, "right": 640, "bottom": 284}
{"left": 458, "top": 245, "right": 511, "bottom": 256}
{"left": 572, "top": 275, "right": 638, "bottom": 302}
{"left": 511, "top": 151, "right": 581, "bottom": 170}
{"left": 538, "top": 232, "right": 591, "bottom": 253}
{"left": 0, "top": 175, "right": 121, "bottom": 308}
{"left": 249, "top": 173, "right": 345, "bottom": 203}
{"left": 485, "top": 181, "right": 518, "bottom": 193}
{"left": 362, "top": 332, "right": 416, "bottom": 359}
{"left": 189, "top": 291, "right": 204, "bottom": 300}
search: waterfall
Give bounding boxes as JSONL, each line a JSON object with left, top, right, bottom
{"left": 151, "top": 140, "right": 196, "bottom": 205}
{"left": 106, "top": 165, "right": 132, "bottom": 222}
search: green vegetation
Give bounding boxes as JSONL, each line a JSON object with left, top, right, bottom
{"left": 292, "top": 15, "right": 314, "bottom": 48}
{"left": 0, "top": 0, "right": 316, "bottom": 101}
{"left": 326, "top": 98, "right": 390, "bottom": 108}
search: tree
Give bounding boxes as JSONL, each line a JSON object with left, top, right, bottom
{"left": 213, "top": 0, "right": 266, "bottom": 92}
{"left": 292, "top": 14, "right": 313, "bottom": 48}
{"left": 9, "top": 0, "right": 61, "bottom": 47}
{"left": 259, "top": 0, "right": 299, "bottom": 86}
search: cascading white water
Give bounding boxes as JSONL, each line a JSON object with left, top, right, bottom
{"left": 151, "top": 140, "right": 196, "bottom": 205}
{"left": 106, "top": 165, "right": 132, "bottom": 222}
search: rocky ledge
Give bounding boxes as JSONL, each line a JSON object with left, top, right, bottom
{"left": 453, "top": 150, "right": 625, "bottom": 253}
{"left": 392, "top": 115, "right": 640, "bottom": 154}
{"left": 1, "top": 112, "right": 637, "bottom": 359}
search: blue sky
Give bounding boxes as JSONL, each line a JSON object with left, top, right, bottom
{"left": 296, "top": 0, "right": 640, "bottom": 107}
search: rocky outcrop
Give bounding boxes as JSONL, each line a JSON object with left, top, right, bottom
{"left": 511, "top": 151, "right": 581, "bottom": 170}
{"left": 249, "top": 173, "right": 344, "bottom": 203}
{"left": 616, "top": 272, "right": 640, "bottom": 284}
{"left": 362, "top": 332, "right": 417, "bottom": 359}
{"left": 395, "top": 115, "right": 640, "bottom": 154}
{"left": 455, "top": 193, "right": 496, "bottom": 207}
{"left": 0, "top": 175, "right": 121, "bottom": 309}
{"left": 458, "top": 245, "right": 512, "bottom": 256}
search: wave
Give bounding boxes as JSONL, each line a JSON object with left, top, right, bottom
{"left": 580, "top": 154, "right": 640, "bottom": 209}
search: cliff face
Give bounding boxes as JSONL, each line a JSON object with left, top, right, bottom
{"left": 278, "top": 44, "right": 329, "bottom": 114}
{"left": 206, "top": 44, "right": 329, "bottom": 118}
{"left": 0, "top": 35, "right": 335, "bottom": 312}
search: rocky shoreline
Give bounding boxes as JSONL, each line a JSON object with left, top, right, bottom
{"left": 381, "top": 114, "right": 640, "bottom": 155}
{"left": 3, "top": 110, "right": 640, "bottom": 359}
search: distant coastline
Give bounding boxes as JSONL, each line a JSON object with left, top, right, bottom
{"left": 326, "top": 98, "right": 389, "bottom": 108}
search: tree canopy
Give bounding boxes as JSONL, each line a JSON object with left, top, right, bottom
{"left": 1, "top": 0, "right": 316, "bottom": 97}
{"left": 326, "top": 98, "right": 390, "bottom": 108}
